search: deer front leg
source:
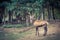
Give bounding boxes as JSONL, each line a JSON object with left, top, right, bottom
{"left": 43, "top": 24, "right": 47, "bottom": 36}
{"left": 36, "top": 27, "right": 39, "bottom": 36}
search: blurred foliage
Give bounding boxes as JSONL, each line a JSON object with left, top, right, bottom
{"left": 0, "top": 0, "right": 60, "bottom": 23}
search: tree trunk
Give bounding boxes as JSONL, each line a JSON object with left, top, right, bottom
{"left": 50, "top": 7, "right": 53, "bottom": 20}
{"left": 9, "top": 11, "right": 12, "bottom": 23}
{"left": 0, "top": 6, "right": 4, "bottom": 25}
{"left": 0, "top": 14, "right": 3, "bottom": 26}
{"left": 42, "top": 6, "right": 45, "bottom": 20}
{"left": 52, "top": 7, "right": 55, "bottom": 20}
{"left": 47, "top": 5, "right": 51, "bottom": 21}
{"left": 40, "top": 5, "right": 45, "bottom": 20}
{"left": 3, "top": 8, "right": 6, "bottom": 24}
{"left": 26, "top": 16, "right": 29, "bottom": 26}
{"left": 36, "top": 13, "right": 37, "bottom": 19}
{"left": 39, "top": 9, "right": 41, "bottom": 20}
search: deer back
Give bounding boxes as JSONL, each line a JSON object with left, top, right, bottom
{"left": 33, "top": 20, "right": 49, "bottom": 26}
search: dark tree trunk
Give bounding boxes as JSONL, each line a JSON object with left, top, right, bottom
{"left": 0, "top": 6, "right": 5, "bottom": 25}
{"left": 47, "top": 7, "right": 50, "bottom": 20}
{"left": 40, "top": 5, "right": 45, "bottom": 20}
{"left": 9, "top": 11, "right": 12, "bottom": 23}
{"left": 3, "top": 8, "right": 6, "bottom": 24}
{"left": 47, "top": 3, "right": 51, "bottom": 21}
{"left": 39, "top": 6, "right": 42, "bottom": 20}
{"left": 50, "top": 7, "right": 53, "bottom": 20}
{"left": 52, "top": 7, "right": 55, "bottom": 20}
{"left": 42, "top": 6, "right": 45, "bottom": 20}
{"left": 0, "top": 14, "right": 3, "bottom": 25}
{"left": 36, "top": 13, "right": 37, "bottom": 19}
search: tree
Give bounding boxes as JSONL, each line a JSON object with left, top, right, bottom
{"left": 0, "top": 6, "right": 5, "bottom": 25}
{"left": 0, "top": 0, "right": 11, "bottom": 24}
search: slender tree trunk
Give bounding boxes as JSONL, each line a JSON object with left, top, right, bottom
{"left": 52, "top": 7, "right": 55, "bottom": 20}
{"left": 36, "top": 13, "right": 37, "bottom": 19}
{"left": 39, "top": 9, "right": 41, "bottom": 20}
{"left": 40, "top": 12, "right": 43, "bottom": 20}
{"left": 26, "top": 16, "right": 29, "bottom": 26}
{"left": 50, "top": 7, "right": 53, "bottom": 20}
{"left": 40, "top": 5, "right": 45, "bottom": 20}
{"left": 11, "top": 11, "right": 13, "bottom": 23}
{"left": 0, "top": 7, "right": 4, "bottom": 25}
{"left": 3, "top": 8, "right": 6, "bottom": 24}
{"left": 3, "top": 15, "right": 5, "bottom": 24}
{"left": 42, "top": 6, "right": 45, "bottom": 20}
{"left": 47, "top": 5, "right": 51, "bottom": 21}
{"left": 39, "top": 6, "right": 42, "bottom": 20}
{"left": 9, "top": 11, "right": 12, "bottom": 23}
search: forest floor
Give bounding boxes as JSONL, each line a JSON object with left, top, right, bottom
{"left": 0, "top": 21, "right": 60, "bottom": 40}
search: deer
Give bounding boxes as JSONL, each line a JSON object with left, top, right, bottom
{"left": 33, "top": 20, "right": 49, "bottom": 36}
{"left": 31, "top": 14, "right": 49, "bottom": 36}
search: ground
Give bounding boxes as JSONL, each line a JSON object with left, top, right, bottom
{"left": 0, "top": 22, "right": 60, "bottom": 40}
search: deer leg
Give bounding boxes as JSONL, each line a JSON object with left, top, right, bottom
{"left": 36, "top": 27, "right": 39, "bottom": 36}
{"left": 36, "top": 27, "right": 38, "bottom": 35}
{"left": 43, "top": 24, "right": 47, "bottom": 36}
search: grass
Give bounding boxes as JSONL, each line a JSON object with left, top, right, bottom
{"left": 1, "top": 25, "right": 60, "bottom": 40}
{"left": 0, "top": 23, "right": 60, "bottom": 40}
{"left": 0, "top": 32, "right": 5, "bottom": 40}
{"left": 3, "top": 24, "right": 27, "bottom": 28}
{"left": 0, "top": 26, "right": 33, "bottom": 40}
{"left": 4, "top": 29, "right": 33, "bottom": 40}
{"left": 0, "top": 32, "right": 23, "bottom": 40}
{"left": 5, "top": 33, "right": 19, "bottom": 40}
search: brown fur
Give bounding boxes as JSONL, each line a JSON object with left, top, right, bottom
{"left": 33, "top": 20, "right": 49, "bottom": 26}
{"left": 33, "top": 20, "right": 49, "bottom": 36}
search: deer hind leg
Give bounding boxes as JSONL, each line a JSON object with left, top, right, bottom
{"left": 43, "top": 24, "right": 47, "bottom": 36}
{"left": 36, "top": 27, "right": 39, "bottom": 36}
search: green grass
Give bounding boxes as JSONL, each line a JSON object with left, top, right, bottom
{"left": 0, "top": 32, "right": 5, "bottom": 40}
{"left": 5, "top": 33, "right": 20, "bottom": 40}
{"left": 3, "top": 24, "right": 27, "bottom": 28}
{"left": 4, "top": 29, "right": 32, "bottom": 40}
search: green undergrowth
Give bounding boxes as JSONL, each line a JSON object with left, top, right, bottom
{"left": 3, "top": 24, "right": 27, "bottom": 28}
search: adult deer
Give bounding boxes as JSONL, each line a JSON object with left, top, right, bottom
{"left": 31, "top": 15, "right": 49, "bottom": 36}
